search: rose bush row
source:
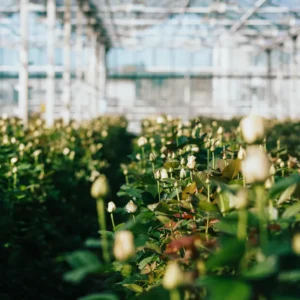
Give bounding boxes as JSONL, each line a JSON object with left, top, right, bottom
{"left": 67, "top": 115, "right": 300, "bottom": 300}
{"left": 0, "top": 115, "right": 133, "bottom": 300}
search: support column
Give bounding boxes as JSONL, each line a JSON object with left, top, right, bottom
{"left": 90, "top": 32, "right": 97, "bottom": 118}
{"left": 277, "top": 44, "right": 284, "bottom": 119}
{"left": 98, "top": 43, "right": 107, "bottom": 115}
{"left": 291, "top": 35, "right": 298, "bottom": 119}
{"left": 19, "top": 0, "right": 29, "bottom": 127}
{"left": 75, "top": 9, "right": 83, "bottom": 121}
{"left": 46, "top": 0, "right": 56, "bottom": 127}
{"left": 184, "top": 51, "right": 192, "bottom": 120}
{"left": 62, "top": 0, "right": 71, "bottom": 124}
{"left": 266, "top": 49, "right": 272, "bottom": 117}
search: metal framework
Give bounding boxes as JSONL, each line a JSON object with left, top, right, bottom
{"left": 1, "top": 0, "right": 300, "bottom": 123}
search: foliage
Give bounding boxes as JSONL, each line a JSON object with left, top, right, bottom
{"left": 0, "top": 116, "right": 133, "bottom": 300}
{"left": 65, "top": 115, "right": 300, "bottom": 300}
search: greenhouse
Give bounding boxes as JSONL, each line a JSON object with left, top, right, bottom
{"left": 1, "top": 1, "right": 300, "bottom": 300}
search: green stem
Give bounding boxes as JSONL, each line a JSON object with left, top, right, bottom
{"left": 207, "top": 149, "right": 210, "bottom": 166}
{"left": 97, "top": 198, "right": 110, "bottom": 263}
{"left": 242, "top": 162, "right": 246, "bottom": 187}
{"left": 219, "top": 193, "right": 226, "bottom": 216}
{"left": 237, "top": 209, "right": 248, "bottom": 240}
{"left": 132, "top": 214, "right": 136, "bottom": 222}
{"left": 125, "top": 175, "right": 129, "bottom": 185}
{"left": 205, "top": 213, "right": 210, "bottom": 235}
{"left": 212, "top": 151, "right": 215, "bottom": 169}
{"left": 157, "top": 180, "right": 161, "bottom": 202}
{"left": 152, "top": 163, "right": 155, "bottom": 176}
{"left": 110, "top": 213, "right": 116, "bottom": 231}
{"left": 255, "top": 184, "right": 268, "bottom": 251}
{"left": 13, "top": 173, "right": 17, "bottom": 189}
{"left": 170, "top": 289, "right": 180, "bottom": 300}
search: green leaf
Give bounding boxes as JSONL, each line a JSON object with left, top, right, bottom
{"left": 136, "top": 286, "right": 169, "bottom": 300}
{"left": 277, "top": 184, "right": 297, "bottom": 205}
{"left": 198, "top": 277, "right": 251, "bottom": 300}
{"left": 213, "top": 218, "right": 238, "bottom": 235}
{"left": 222, "top": 159, "right": 241, "bottom": 180}
{"left": 243, "top": 256, "right": 278, "bottom": 280}
{"left": 123, "top": 284, "right": 144, "bottom": 293}
{"left": 278, "top": 270, "right": 300, "bottom": 282}
{"left": 156, "top": 215, "right": 172, "bottom": 225}
{"left": 282, "top": 202, "right": 300, "bottom": 219}
{"left": 64, "top": 251, "right": 102, "bottom": 283}
{"left": 198, "top": 201, "right": 219, "bottom": 213}
{"left": 269, "top": 174, "right": 300, "bottom": 199}
{"left": 78, "top": 293, "right": 118, "bottom": 300}
{"left": 65, "top": 251, "right": 101, "bottom": 268}
{"left": 138, "top": 256, "right": 155, "bottom": 270}
{"left": 206, "top": 239, "right": 245, "bottom": 270}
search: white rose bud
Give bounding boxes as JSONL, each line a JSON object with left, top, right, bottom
{"left": 148, "top": 203, "right": 159, "bottom": 211}
{"left": 237, "top": 146, "right": 246, "bottom": 160}
{"left": 126, "top": 200, "right": 137, "bottom": 213}
{"left": 180, "top": 168, "right": 187, "bottom": 179}
{"left": 242, "top": 146, "right": 271, "bottom": 184}
{"left": 91, "top": 175, "right": 110, "bottom": 199}
{"left": 180, "top": 158, "right": 186, "bottom": 166}
{"left": 187, "top": 155, "right": 196, "bottom": 170}
{"left": 149, "top": 153, "right": 156, "bottom": 162}
{"left": 107, "top": 201, "right": 116, "bottom": 213}
{"left": 240, "top": 115, "right": 266, "bottom": 144}
{"left": 137, "top": 136, "right": 147, "bottom": 147}
{"left": 114, "top": 230, "right": 135, "bottom": 261}
{"left": 217, "top": 126, "right": 224, "bottom": 135}
{"left": 154, "top": 170, "right": 161, "bottom": 180}
{"left": 160, "top": 168, "right": 169, "bottom": 179}
{"left": 292, "top": 234, "right": 300, "bottom": 255}
{"left": 234, "top": 188, "right": 248, "bottom": 210}
{"left": 10, "top": 157, "right": 18, "bottom": 164}
{"left": 162, "top": 262, "right": 185, "bottom": 290}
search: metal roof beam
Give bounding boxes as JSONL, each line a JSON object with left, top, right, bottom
{"left": 229, "top": 0, "right": 267, "bottom": 34}
{"left": 1, "top": 4, "right": 300, "bottom": 14}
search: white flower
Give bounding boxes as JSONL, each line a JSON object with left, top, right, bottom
{"left": 242, "top": 146, "right": 271, "bottom": 184}
{"left": 10, "top": 157, "right": 18, "bottom": 164}
{"left": 268, "top": 206, "right": 278, "bottom": 221}
{"left": 154, "top": 170, "right": 161, "bottom": 180}
{"left": 162, "top": 262, "right": 185, "bottom": 290}
{"left": 91, "top": 175, "right": 109, "bottom": 199}
{"left": 160, "top": 168, "right": 169, "bottom": 179}
{"left": 180, "top": 168, "right": 187, "bottom": 179}
{"left": 187, "top": 155, "right": 196, "bottom": 170}
{"left": 217, "top": 126, "right": 224, "bottom": 135}
{"left": 240, "top": 115, "right": 265, "bottom": 144}
{"left": 126, "top": 200, "right": 137, "bottom": 213}
{"left": 137, "top": 136, "right": 147, "bottom": 147}
{"left": 234, "top": 188, "right": 248, "bottom": 210}
{"left": 32, "top": 149, "right": 42, "bottom": 157}
{"left": 114, "top": 230, "right": 135, "bottom": 261}
{"left": 156, "top": 116, "right": 164, "bottom": 124}
{"left": 147, "top": 203, "right": 159, "bottom": 211}
{"left": 237, "top": 146, "right": 246, "bottom": 160}
{"left": 63, "top": 147, "right": 70, "bottom": 155}
{"left": 107, "top": 201, "right": 116, "bottom": 213}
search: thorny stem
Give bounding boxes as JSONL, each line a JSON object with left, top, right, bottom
{"left": 96, "top": 198, "right": 110, "bottom": 264}
{"left": 157, "top": 180, "right": 161, "bottom": 202}
{"left": 255, "top": 184, "right": 268, "bottom": 251}
{"left": 237, "top": 209, "right": 248, "bottom": 240}
{"left": 170, "top": 289, "right": 180, "bottom": 300}
{"left": 110, "top": 213, "right": 116, "bottom": 231}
